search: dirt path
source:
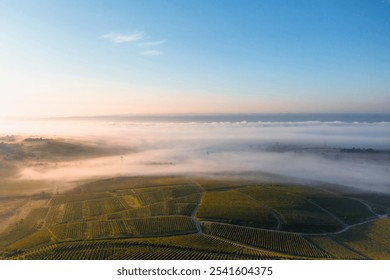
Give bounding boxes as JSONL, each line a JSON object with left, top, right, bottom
{"left": 307, "top": 199, "right": 347, "bottom": 227}
{"left": 302, "top": 214, "right": 389, "bottom": 236}
{"left": 237, "top": 191, "right": 283, "bottom": 230}
{"left": 187, "top": 178, "right": 205, "bottom": 234}
{"left": 203, "top": 233, "right": 309, "bottom": 260}
{"left": 348, "top": 197, "right": 381, "bottom": 217}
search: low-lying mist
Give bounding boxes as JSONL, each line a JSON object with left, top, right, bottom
{"left": 1, "top": 118, "right": 390, "bottom": 193}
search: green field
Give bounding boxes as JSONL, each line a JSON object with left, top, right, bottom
{"left": 0, "top": 176, "right": 389, "bottom": 260}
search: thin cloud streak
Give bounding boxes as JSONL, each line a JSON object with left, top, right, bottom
{"left": 140, "top": 50, "right": 163, "bottom": 56}
{"left": 138, "top": 40, "right": 166, "bottom": 47}
{"left": 101, "top": 31, "right": 165, "bottom": 56}
{"left": 101, "top": 31, "right": 144, "bottom": 43}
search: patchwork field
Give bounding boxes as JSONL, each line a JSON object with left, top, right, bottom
{"left": 0, "top": 176, "right": 389, "bottom": 260}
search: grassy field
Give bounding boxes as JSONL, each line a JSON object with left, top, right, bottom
{"left": 1, "top": 175, "right": 389, "bottom": 259}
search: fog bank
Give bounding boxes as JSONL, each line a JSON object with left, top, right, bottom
{"left": 1, "top": 118, "right": 390, "bottom": 193}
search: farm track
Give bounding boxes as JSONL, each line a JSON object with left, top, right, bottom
{"left": 348, "top": 197, "right": 381, "bottom": 217}
{"left": 42, "top": 197, "right": 59, "bottom": 242}
{"left": 202, "top": 221, "right": 332, "bottom": 259}
{"left": 302, "top": 214, "right": 389, "bottom": 237}
{"left": 237, "top": 191, "right": 282, "bottom": 230}
{"left": 187, "top": 178, "right": 205, "bottom": 234}
{"left": 202, "top": 233, "right": 305, "bottom": 260}
{"left": 307, "top": 199, "right": 348, "bottom": 227}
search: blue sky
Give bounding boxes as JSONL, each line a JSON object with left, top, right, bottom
{"left": 1, "top": 0, "right": 390, "bottom": 117}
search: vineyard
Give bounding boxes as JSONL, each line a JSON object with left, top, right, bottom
{"left": 202, "top": 222, "right": 332, "bottom": 258}
{"left": 351, "top": 192, "right": 390, "bottom": 214}
{"left": 238, "top": 186, "right": 345, "bottom": 233}
{"left": 1, "top": 175, "right": 389, "bottom": 259}
{"left": 332, "top": 218, "right": 390, "bottom": 259}
{"left": 310, "top": 197, "right": 376, "bottom": 224}
{"left": 50, "top": 192, "right": 114, "bottom": 205}
{"left": 6, "top": 229, "right": 53, "bottom": 251}
{"left": 197, "top": 190, "right": 277, "bottom": 228}
{"left": 192, "top": 178, "right": 250, "bottom": 191}
{"left": 10, "top": 234, "right": 285, "bottom": 260}
{"left": 306, "top": 236, "right": 366, "bottom": 259}
{"left": 0, "top": 207, "right": 48, "bottom": 247}
{"left": 49, "top": 216, "right": 197, "bottom": 240}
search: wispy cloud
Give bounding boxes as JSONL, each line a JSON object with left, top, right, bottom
{"left": 101, "top": 31, "right": 144, "bottom": 43}
{"left": 138, "top": 40, "right": 166, "bottom": 47}
{"left": 140, "top": 50, "right": 163, "bottom": 56}
{"left": 102, "top": 30, "right": 165, "bottom": 56}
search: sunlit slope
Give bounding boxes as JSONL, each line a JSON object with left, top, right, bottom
{"left": 0, "top": 176, "right": 389, "bottom": 259}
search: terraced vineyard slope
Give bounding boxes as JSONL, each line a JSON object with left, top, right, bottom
{"left": 1, "top": 176, "right": 389, "bottom": 259}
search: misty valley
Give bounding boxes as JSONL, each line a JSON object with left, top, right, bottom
{"left": 0, "top": 118, "right": 389, "bottom": 259}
